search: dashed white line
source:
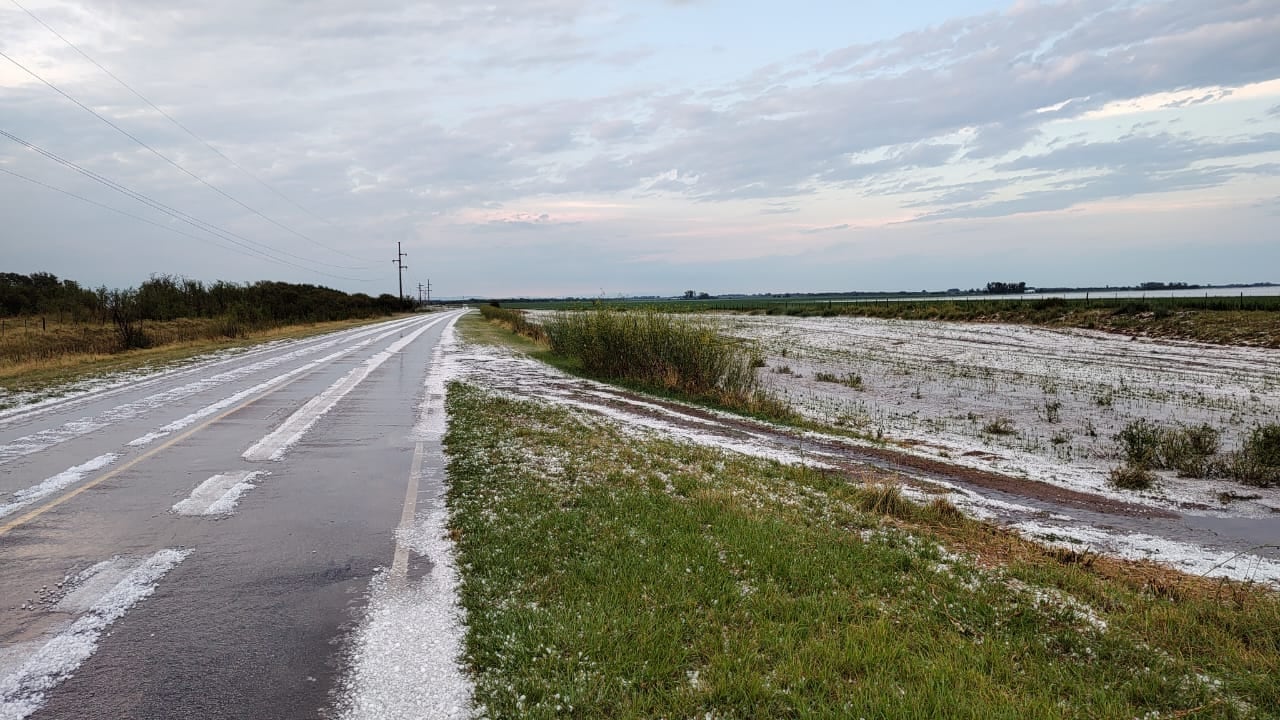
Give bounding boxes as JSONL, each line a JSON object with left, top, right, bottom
{"left": 0, "top": 317, "right": 425, "bottom": 466}
{"left": 0, "top": 453, "right": 120, "bottom": 520}
{"left": 172, "top": 471, "right": 268, "bottom": 516}
{"left": 0, "top": 549, "right": 190, "bottom": 720}
{"left": 243, "top": 314, "right": 454, "bottom": 463}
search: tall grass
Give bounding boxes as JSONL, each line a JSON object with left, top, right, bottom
{"left": 1112, "top": 419, "right": 1280, "bottom": 488}
{"left": 478, "top": 304, "right": 547, "bottom": 343}
{"left": 543, "top": 307, "right": 785, "bottom": 416}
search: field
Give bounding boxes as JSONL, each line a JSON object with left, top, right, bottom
{"left": 444, "top": 315, "right": 1280, "bottom": 718}
{"left": 504, "top": 295, "right": 1280, "bottom": 348}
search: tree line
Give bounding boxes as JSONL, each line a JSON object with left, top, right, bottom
{"left": 1, "top": 272, "right": 412, "bottom": 347}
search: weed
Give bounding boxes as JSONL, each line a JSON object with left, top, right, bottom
{"left": 1042, "top": 399, "right": 1062, "bottom": 424}
{"left": 1226, "top": 424, "right": 1280, "bottom": 487}
{"left": 1115, "top": 419, "right": 1162, "bottom": 467}
{"left": 1115, "top": 420, "right": 1223, "bottom": 479}
{"left": 773, "top": 365, "right": 793, "bottom": 375}
{"left": 814, "top": 371, "right": 864, "bottom": 389}
{"left": 543, "top": 307, "right": 783, "bottom": 417}
{"left": 982, "top": 417, "right": 1016, "bottom": 436}
{"left": 479, "top": 304, "right": 547, "bottom": 343}
{"left": 1109, "top": 463, "right": 1157, "bottom": 490}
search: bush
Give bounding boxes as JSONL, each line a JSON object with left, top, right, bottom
{"left": 1115, "top": 420, "right": 1222, "bottom": 478}
{"left": 543, "top": 307, "right": 767, "bottom": 409}
{"left": 1228, "top": 424, "right": 1280, "bottom": 487}
{"left": 1116, "top": 419, "right": 1162, "bottom": 467}
{"left": 814, "top": 371, "right": 864, "bottom": 389}
{"left": 1109, "top": 463, "right": 1157, "bottom": 490}
{"left": 982, "top": 418, "right": 1016, "bottom": 435}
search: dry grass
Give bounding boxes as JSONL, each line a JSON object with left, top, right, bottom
{"left": 0, "top": 314, "right": 406, "bottom": 394}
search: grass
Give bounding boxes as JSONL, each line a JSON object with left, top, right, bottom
{"left": 479, "top": 304, "right": 547, "bottom": 343}
{"left": 1113, "top": 419, "right": 1279, "bottom": 488}
{"left": 982, "top": 417, "right": 1017, "bottom": 436}
{"left": 0, "top": 314, "right": 410, "bottom": 398}
{"left": 814, "top": 370, "right": 864, "bottom": 389}
{"left": 522, "top": 307, "right": 791, "bottom": 421}
{"left": 445, "top": 382, "right": 1280, "bottom": 719}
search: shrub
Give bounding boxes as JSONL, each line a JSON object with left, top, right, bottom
{"left": 814, "top": 371, "right": 864, "bottom": 389}
{"left": 1109, "top": 463, "right": 1157, "bottom": 490}
{"left": 1228, "top": 424, "right": 1280, "bottom": 487}
{"left": 1115, "top": 420, "right": 1221, "bottom": 478}
{"left": 1116, "top": 419, "right": 1162, "bottom": 466}
{"left": 543, "top": 307, "right": 775, "bottom": 412}
{"left": 982, "top": 418, "right": 1016, "bottom": 435}
{"left": 1161, "top": 424, "right": 1221, "bottom": 477}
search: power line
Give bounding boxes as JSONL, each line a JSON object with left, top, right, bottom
{"left": 8, "top": 0, "right": 346, "bottom": 241}
{"left": 0, "top": 46, "right": 371, "bottom": 270}
{"left": 0, "top": 165, "right": 320, "bottom": 272}
{"left": 1, "top": 129, "right": 370, "bottom": 282}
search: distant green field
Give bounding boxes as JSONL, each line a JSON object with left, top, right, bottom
{"left": 492, "top": 293, "right": 1280, "bottom": 315}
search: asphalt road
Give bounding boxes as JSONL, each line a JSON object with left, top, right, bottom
{"left": 0, "top": 311, "right": 464, "bottom": 720}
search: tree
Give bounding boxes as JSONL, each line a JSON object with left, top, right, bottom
{"left": 683, "top": 290, "right": 697, "bottom": 299}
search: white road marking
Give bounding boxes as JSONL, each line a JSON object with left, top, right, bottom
{"left": 0, "top": 317, "right": 426, "bottom": 466}
{"left": 243, "top": 314, "right": 454, "bottom": 463}
{"left": 172, "top": 471, "right": 268, "bottom": 516}
{"left": 125, "top": 341, "right": 377, "bottom": 448}
{"left": 0, "top": 453, "right": 120, "bottom": 520}
{"left": 0, "top": 549, "right": 190, "bottom": 720}
{"left": 0, "top": 315, "right": 423, "bottom": 428}
{"left": 390, "top": 443, "right": 425, "bottom": 586}
{"left": 0, "top": 319, "right": 439, "bottom": 526}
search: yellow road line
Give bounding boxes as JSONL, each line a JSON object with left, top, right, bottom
{"left": 0, "top": 374, "right": 307, "bottom": 537}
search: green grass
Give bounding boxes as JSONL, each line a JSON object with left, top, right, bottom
{"left": 1113, "top": 419, "right": 1280, "bottom": 488}
{"left": 445, "top": 383, "right": 1280, "bottom": 719}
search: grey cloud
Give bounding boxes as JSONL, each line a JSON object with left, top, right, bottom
{"left": 915, "top": 162, "right": 1280, "bottom": 223}
{"left": 799, "top": 223, "right": 850, "bottom": 235}
{"left": 995, "top": 132, "right": 1280, "bottom": 174}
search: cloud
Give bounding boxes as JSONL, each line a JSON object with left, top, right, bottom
{"left": 3, "top": 0, "right": 1280, "bottom": 295}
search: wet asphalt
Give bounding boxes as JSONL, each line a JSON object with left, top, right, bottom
{"left": 0, "top": 312, "right": 462, "bottom": 719}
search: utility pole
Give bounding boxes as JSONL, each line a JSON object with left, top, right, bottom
{"left": 393, "top": 242, "right": 408, "bottom": 300}
{"left": 417, "top": 283, "right": 425, "bottom": 304}
{"left": 426, "top": 278, "right": 432, "bottom": 305}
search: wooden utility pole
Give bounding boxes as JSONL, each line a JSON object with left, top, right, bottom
{"left": 393, "top": 242, "right": 408, "bottom": 299}
{"left": 426, "top": 278, "right": 432, "bottom": 305}
{"left": 417, "top": 283, "right": 425, "bottom": 304}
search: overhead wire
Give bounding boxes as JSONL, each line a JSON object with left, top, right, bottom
{"left": 7, "top": 0, "right": 344, "bottom": 236}
{"left": 0, "top": 45, "right": 373, "bottom": 272}
{"left": 0, "top": 165, "right": 317, "bottom": 272}
{"left": 0, "top": 129, "right": 370, "bottom": 282}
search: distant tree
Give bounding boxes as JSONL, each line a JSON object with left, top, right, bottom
{"left": 985, "top": 281, "right": 1027, "bottom": 294}
{"left": 683, "top": 290, "right": 697, "bottom": 299}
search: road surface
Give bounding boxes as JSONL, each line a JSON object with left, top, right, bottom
{"left": 0, "top": 311, "right": 464, "bottom": 719}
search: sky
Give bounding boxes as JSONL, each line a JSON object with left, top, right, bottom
{"left": 1, "top": 0, "right": 1279, "bottom": 298}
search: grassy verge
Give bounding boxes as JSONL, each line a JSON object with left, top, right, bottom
{"left": 446, "top": 382, "right": 1279, "bottom": 719}
{"left": 0, "top": 314, "right": 412, "bottom": 399}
